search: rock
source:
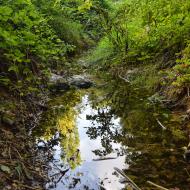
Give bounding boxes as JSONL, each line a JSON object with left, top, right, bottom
{"left": 68, "top": 75, "right": 93, "bottom": 89}
{"left": 49, "top": 73, "right": 70, "bottom": 92}
{"left": 49, "top": 73, "right": 93, "bottom": 92}
{"left": 49, "top": 73, "right": 63, "bottom": 82}
{"left": 51, "top": 82, "right": 70, "bottom": 92}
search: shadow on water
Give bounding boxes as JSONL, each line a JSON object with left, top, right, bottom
{"left": 33, "top": 78, "right": 190, "bottom": 189}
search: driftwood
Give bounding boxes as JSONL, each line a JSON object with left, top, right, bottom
{"left": 93, "top": 157, "right": 117, "bottom": 161}
{"left": 147, "top": 181, "right": 169, "bottom": 190}
{"left": 114, "top": 167, "right": 141, "bottom": 190}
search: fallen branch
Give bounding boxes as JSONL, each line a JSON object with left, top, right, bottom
{"left": 118, "top": 74, "right": 130, "bottom": 83}
{"left": 147, "top": 181, "right": 169, "bottom": 190}
{"left": 185, "top": 168, "right": 190, "bottom": 178}
{"left": 156, "top": 119, "right": 166, "bottom": 130}
{"left": 114, "top": 167, "right": 141, "bottom": 190}
{"left": 187, "top": 87, "right": 190, "bottom": 97}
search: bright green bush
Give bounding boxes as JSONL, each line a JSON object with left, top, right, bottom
{"left": 0, "top": 0, "right": 100, "bottom": 96}
{"left": 88, "top": 0, "right": 190, "bottom": 97}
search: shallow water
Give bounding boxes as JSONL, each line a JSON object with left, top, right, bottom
{"left": 34, "top": 78, "right": 190, "bottom": 190}
{"left": 45, "top": 95, "right": 126, "bottom": 190}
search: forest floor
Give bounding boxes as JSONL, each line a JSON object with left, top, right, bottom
{"left": 0, "top": 87, "right": 49, "bottom": 190}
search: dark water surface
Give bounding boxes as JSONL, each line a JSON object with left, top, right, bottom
{"left": 34, "top": 78, "right": 190, "bottom": 190}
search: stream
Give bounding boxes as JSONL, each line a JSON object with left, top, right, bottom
{"left": 33, "top": 77, "right": 190, "bottom": 190}
{"left": 46, "top": 95, "right": 126, "bottom": 190}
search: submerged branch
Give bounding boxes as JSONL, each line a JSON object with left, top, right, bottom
{"left": 147, "top": 181, "right": 169, "bottom": 190}
{"left": 114, "top": 167, "right": 141, "bottom": 190}
{"left": 93, "top": 157, "right": 117, "bottom": 161}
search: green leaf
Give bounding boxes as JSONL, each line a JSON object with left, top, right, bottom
{"left": 0, "top": 77, "right": 11, "bottom": 85}
{"left": 8, "top": 65, "right": 19, "bottom": 74}
{"left": 15, "top": 164, "right": 22, "bottom": 179}
{"left": 0, "top": 165, "right": 11, "bottom": 174}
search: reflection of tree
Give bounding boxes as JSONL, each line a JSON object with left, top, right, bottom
{"left": 119, "top": 108, "right": 190, "bottom": 189}
{"left": 33, "top": 90, "right": 82, "bottom": 169}
{"left": 86, "top": 107, "right": 123, "bottom": 156}
{"left": 104, "top": 79, "right": 190, "bottom": 189}
{"left": 58, "top": 108, "right": 76, "bottom": 135}
{"left": 33, "top": 90, "right": 82, "bottom": 137}
{"left": 87, "top": 78, "right": 190, "bottom": 188}
{"left": 58, "top": 108, "right": 81, "bottom": 169}
{"left": 44, "top": 105, "right": 82, "bottom": 189}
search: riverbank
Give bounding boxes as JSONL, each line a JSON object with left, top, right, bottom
{"left": 0, "top": 70, "right": 94, "bottom": 189}
{"left": 0, "top": 86, "right": 49, "bottom": 190}
{"left": 31, "top": 73, "right": 190, "bottom": 189}
{"left": 1, "top": 66, "right": 190, "bottom": 190}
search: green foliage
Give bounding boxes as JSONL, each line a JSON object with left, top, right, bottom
{"left": 159, "top": 42, "right": 190, "bottom": 99}
{"left": 88, "top": 0, "right": 190, "bottom": 100}
{"left": 34, "top": 90, "right": 83, "bottom": 169}
{"left": 0, "top": 0, "right": 101, "bottom": 97}
{"left": 87, "top": 36, "right": 114, "bottom": 64}
{"left": 33, "top": 0, "right": 87, "bottom": 50}
{"left": 89, "top": 0, "right": 190, "bottom": 62}
{"left": 0, "top": 0, "right": 66, "bottom": 96}
{"left": 171, "top": 43, "right": 190, "bottom": 88}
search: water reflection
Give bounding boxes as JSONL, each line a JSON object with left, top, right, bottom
{"left": 34, "top": 90, "right": 126, "bottom": 190}
{"left": 34, "top": 77, "right": 190, "bottom": 189}
{"left": 58, "top": 108, "right": 81, "bottom": 169}
{"left": 86, "top": 107, "right": 124, "bottom": 157}
{"left": 93, "top": 78, "right": 190, "bottom": 189}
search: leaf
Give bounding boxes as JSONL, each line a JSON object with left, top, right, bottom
{"left": 0, "top": 77, "right": 11, "bottom": 85}
{"left": 15, "top": 165, "right": 22, "bottom": 179}
{"left": 78, "top": 0, "right": 92, "bottom": 12}
{"left": 28, "top": 86, "right": 38, "bottom": 92}
{"left": 8, "top": 65, "right": 19, "bottom": 74}
{"left": 0, "top": 165, "right": 11, "bottom": 174}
